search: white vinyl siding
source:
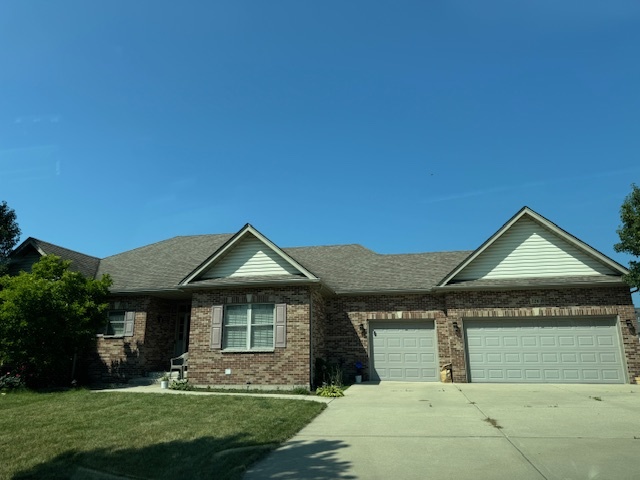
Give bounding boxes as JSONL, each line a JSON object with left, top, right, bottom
{"left": 455, "top": 218, "right": 617, "bottom": 281}
{"left": 203, "top": 235, "right": 301, "bottom": 278}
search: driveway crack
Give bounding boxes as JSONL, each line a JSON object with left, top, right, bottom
{"left": 455, "top": 386, "right": 549, "bottom": 480}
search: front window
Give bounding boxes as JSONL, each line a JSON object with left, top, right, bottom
{"left": 104, "top": 310, "right": 125, "bottom": 336}
{"left": 223, "top": 304, "right": 274, "bottom": 350}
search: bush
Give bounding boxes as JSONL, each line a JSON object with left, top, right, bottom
{"left": 316, "top": 385, "right": 344, "bottom": 397}
{"left": 169, "top": 379, "right": 192, "bottom": 391}
{"left": 0, "top": 370, "right": 26, "bottom": 392}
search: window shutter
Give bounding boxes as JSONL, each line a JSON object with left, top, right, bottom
{"left": 275, "top": 303, "right": 287, "bottom": 348}
{"left": 124, "top": 311, "right": 135, "bottom": 337}
{"left": 211, "top": 305, "right": 223, "bottom": 349}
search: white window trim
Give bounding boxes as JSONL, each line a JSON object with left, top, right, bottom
{"left": 222, "top": 303, "right": 275, "bottom": 352}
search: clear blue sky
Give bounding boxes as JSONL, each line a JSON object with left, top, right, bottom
{"left": 1, "top": 2, "right": 639, "bottom": 303}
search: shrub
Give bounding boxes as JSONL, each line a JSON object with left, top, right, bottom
{"left": 0, "top": 370, "right": 26, "bottom": 392}
{"left": 169, "top": 379, "right": 192, "bottom": 391}
{"left": 316, "top": 385, "right": 344, "bottom": 397}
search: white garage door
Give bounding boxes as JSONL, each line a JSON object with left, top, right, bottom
{"left": 370, "top": 322, "right": 438, "bottom": 382}
{"left": 465, "top": 318, "right": 626, "bottom": 384}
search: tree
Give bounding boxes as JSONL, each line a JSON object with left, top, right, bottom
{"left": 0, "top": 255, "right": 112, "bottom": 386}
{"left": 614, "top": 183, "right": 640, "bottom": 290}
{"left": 0, "top": 201, "right": 21, "bottom": 274}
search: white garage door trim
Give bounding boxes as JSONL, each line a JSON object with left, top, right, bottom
{"left": 464, "top": 317, "right": 626, "bottom": 384}
{"left": 369, "top": 321, "right": 439, "bottom": 382}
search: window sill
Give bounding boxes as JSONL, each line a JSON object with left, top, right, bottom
{"left": 96, "top": 334, "right": 125, "bottom": 339}
{"left": 222, "top": 348, "right": 275, "bottom": 353}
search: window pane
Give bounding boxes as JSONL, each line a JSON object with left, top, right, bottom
{"left": 251, "top": 325, "right": 274, "bottom": 348}
{"left": 252, "top": 305, "right": 274, "bottom": 325}
{"left": 107, "top": 311, "right": 125, "bottom": 336}
{"left": 223, "top": 326, "right": 247, "bottom": 349}
{"left": 225, "top": 305, "right": 248, "bottom": 326}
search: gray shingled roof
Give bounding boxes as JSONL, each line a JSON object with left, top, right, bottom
{"left": 286, "top": 246, "right": 472, "bottom": 293}
{"left": 97, "top": 234, "right": 233, "bottom": 291}
{"left": 12, "top": 232, "right": 627, "bottom": 295}
{"left": 14, "top": 238, "right": 101, "bottom": 278}
{"left": 95, "top": 234, "right": 473, "bottom": 293}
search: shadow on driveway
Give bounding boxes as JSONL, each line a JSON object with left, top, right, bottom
{"left": 244, "top": 439, "right": 355, "bottom": 480}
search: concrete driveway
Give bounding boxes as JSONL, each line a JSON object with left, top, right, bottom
{"left": 245, "top": 382, "right": 640, "bottom": 480}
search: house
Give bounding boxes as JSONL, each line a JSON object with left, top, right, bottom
{"left": 8, "top": 207, "right": 640, "bottom": 386}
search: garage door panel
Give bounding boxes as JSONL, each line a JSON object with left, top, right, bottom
{"left": 420, "top": 353, "right": 436, "bottom": 362}
{"left": 465, "top": 318, "right": 624, "bottom": 384}
{"left": 370, "top": 322, "right": 438, "bottom": 382}
{"left": 404, "top": 353, "right": 418, "bottom": 363}
{"left": 503, "top": 336, "right": 519, "bottom": 347}
{"left": 597, "top": 336, "right": 614, "bottom": 346}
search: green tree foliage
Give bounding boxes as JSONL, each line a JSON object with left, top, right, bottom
{"left": 0, "top": 255, "right": 112, "bottom": 386}
{"left": 0, "top": 201, "right": 21, "bottom": 274}
{"left": 614, "top": 183, "right": 640, "bottom": 289}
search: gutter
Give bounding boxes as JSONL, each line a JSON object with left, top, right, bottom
{"left": 177, "top": 278, "right": 322, "bottom": 290}
{"left": 432, "top": 280, "right": 627, "bottom": 293}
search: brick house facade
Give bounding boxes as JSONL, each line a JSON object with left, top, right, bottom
{"left": 9, "top": 207, "right": 640, "bottom": 386}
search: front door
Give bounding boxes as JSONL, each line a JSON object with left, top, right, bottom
{"left": 175, "top": 304, "right": 191, "bottom": 356}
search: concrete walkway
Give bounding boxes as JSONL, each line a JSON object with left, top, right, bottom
{"left": 244, "top": 382, "right": 640, "bottom": 480}
{"left": 91, "top": 383, "right": 333, "bottom": 403}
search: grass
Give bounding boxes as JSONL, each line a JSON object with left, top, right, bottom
{"left": 0, "top": 389, "right": 326, "bottom": 480}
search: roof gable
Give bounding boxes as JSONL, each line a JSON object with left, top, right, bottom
{"left": 181, "top": 224, "right": 317, "bottom": 285}
{"left": 440, "top": 207, "right": 627, "bottom": 286}
{"left": 9, "top": 237, "right": 100, "bottom": 278}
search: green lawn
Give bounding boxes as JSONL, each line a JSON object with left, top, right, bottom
{"left": 0, "top": 390, "right": 326, "bottom": 479}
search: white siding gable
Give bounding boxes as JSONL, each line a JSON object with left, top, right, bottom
{"left": 202, "top": 234, "right": 302, "bottom": 278}
{"left": 454, "top": 217, "right": 617, "bottom": 281}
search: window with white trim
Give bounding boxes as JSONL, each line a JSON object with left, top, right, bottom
{"left": 223, "top": 304, "right": 274, "bottom": 350}
{"left": 99, "top": 310, "right": 135, "bottom": 337}
{"left": 105, "top": 310, "right": 125, "bottom": 336}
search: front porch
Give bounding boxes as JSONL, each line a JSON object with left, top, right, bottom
{"left": 88, "top": 298, "right": 192, "bottom": 383}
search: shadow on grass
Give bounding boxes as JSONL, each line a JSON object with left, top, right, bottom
{"left": 13, "top": 434, "right": 353, "bottom": 480}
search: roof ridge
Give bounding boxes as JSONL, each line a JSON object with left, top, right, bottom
{"left": 284, "top": 243, "right": 373, "bottom": 251}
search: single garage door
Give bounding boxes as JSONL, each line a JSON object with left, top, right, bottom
{"left": 370, "top": 322, "right": 438, "bottom": 381}
{"left": 465, "top": 318, "right": 626, "bottom": 384}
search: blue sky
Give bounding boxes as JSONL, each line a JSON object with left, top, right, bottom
{"left": 1, "top": 2, "right": 639, "bottom": 302}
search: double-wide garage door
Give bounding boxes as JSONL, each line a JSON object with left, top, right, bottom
{"left": 370, "top": 322, "right": 438, "bottom": 381}
{"left": 465, "top": 318, "right": 626, "bottom": 384}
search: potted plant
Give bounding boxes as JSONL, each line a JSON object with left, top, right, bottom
{"left": 355, "top": 361, "right": 363, "bottom": 384}
{"left": 160, "top": 373, "right": 169, "bottom": 389}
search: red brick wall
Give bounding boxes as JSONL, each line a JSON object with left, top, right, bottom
{"left": 325, "top": 294, "right": 446, "bottom": 382}
{"left": 322, "top": 287, "right": 640, "bottom": 385}
{"left": 88, "top": 296, "right": 177, "bottom": 381}
{"left": 443, "top": 286, "right": 640, "bottom": 383}
{"left": 310, "top": 288, "right": 327, "bottom": 384}
{"left": 188, "top": 287, "right": 312, "bottom": 388}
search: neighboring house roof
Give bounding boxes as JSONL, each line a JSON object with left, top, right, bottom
{"left": 8, "top": 237, "right": 100, "bottom": 278}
